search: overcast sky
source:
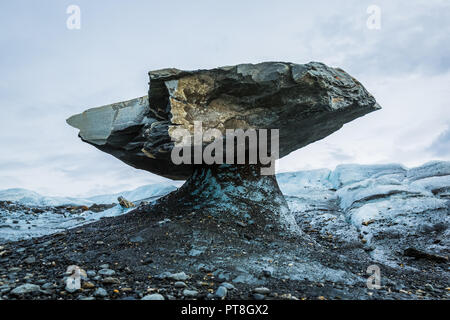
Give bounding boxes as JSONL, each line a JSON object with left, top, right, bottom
{"left": 0, "top": 0, "right": 449, "bottom": 197}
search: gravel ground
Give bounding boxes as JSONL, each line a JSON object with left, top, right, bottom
{"left": 0, "top": 201, "right": 448, "bottom": 300}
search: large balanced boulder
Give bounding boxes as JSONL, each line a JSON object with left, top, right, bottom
{"left": 67, "top": 61, "right": 380, "bottom": 233}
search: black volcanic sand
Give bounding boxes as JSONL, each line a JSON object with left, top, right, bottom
{"left": 0, "top": 201, "right": 448, "bottom": 300}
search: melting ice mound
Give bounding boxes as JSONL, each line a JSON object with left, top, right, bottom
{"left": 279, "top": 160, "right": 449, "bottom": 267}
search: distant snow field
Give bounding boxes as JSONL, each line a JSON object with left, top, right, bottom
{"left": 0, "top": 182, "right": 179, "bottom": 242}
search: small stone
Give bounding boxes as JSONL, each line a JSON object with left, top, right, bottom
{"left": 183, "top": 289, "right": 198, "bottom": 298}
{"left": 197, "top": 264, "right": 214, "bottom": 272}
{"left": 169, "top": 272, "right": 189, "bottom": 281}
{"left": 213, "top": 269, "right": 231, "bottom": 282}
{"left": 0, "top": 284, "right": 11, "bottom": 294}
{"left": 253, "top": 293, "right": 265, "bottom": 300}
{"left": 215, "top": 286, "right": 227, "bottom": 299}
{"left": 10, "top": 283, "right": 40, "bottom": 296}
{"left": 102, "top": 277, "right": 120, "bottom": 285}
{"left": 425, "top": 284, "right": 434, "bottom": 292}
{"left": 86, "top": 270, "right": 96, "bottom": 278}
{"left": 99, "top": 264, "right": 109, "bottom": 269}
{"left": 93, "top": 287, "right": 108, "bottom": 297}
{"left": 130, "top": 236, "right": 144, "bottom": 243}
{"left": 253, "top": 287, "right": 270, "bottom": 295}
{"left": 98, "top": 269, "right": 115, "bottom": 277}
{"left": 217, "top": 272, "right": 231, "bottom": 282}
{"left": 23, "top": 256, "right": 36, "bottom": 264}
{"left": 118, "top": 196, "right": 135, "bottom": 208}
{"left": 174, "top": 281, "right": 187, "bottom": 288}
{"left": 41, "top": 283, "right": 55, "bottom": 290}
{"left": 154, "top": 271, "right": 171, "bottom": 279}
{"left": 141, "top": 293, "right": 165, "bottom": 300}
{"left": 141, "top": 257, "right": 153, "bottom": 265}
{"left": 221, "top": 283, "right": 235, "bottom": 290}
{"left": 188, "top": 248, "right": 205, "bottom": 257}
{"left": 82, "top": 281, "right": 95, "bottom": 289}
{"left": 157, "top": 218, "right": 171, "bottom": 226}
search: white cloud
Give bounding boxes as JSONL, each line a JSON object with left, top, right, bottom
{"left": 0, "top": 0, "right": 449, "bottom": 195}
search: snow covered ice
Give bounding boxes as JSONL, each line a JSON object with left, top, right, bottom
{"left": 280, "top": 161, "right": 450, "bottom": 268}
{"left": 0, "top": 182, "right": 179, "bottom": 242}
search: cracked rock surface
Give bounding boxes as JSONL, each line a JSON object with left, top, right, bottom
{"left": 67, "top": 61, "right": 380, "bottom": 180}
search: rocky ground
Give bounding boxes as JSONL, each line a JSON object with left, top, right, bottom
{"left": 0, "top": 201, "right": 448, "bottom": 300}
{"left": 0, "top": 161, "right": 448, "bottom": 300}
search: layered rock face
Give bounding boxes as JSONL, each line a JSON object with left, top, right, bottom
{"left": 67, "top": 62, "right": 380, "bottom": 180}
{"left": 67, "top": 61, "right": 380, "bottom": 233}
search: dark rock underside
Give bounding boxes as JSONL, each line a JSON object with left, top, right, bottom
{"left": 0, "top": 203, "right": 447, "bottom": 300}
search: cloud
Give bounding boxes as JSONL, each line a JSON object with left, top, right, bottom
{"left": 0, "top": 0, "right": 449, "bottom": 196}
{"left": 428, "top": 126, "right": 450, "bottom": 157}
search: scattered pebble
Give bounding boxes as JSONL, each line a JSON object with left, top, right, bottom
{"left": 82, "top": 281, "right": 95, "bottom": 289}
{"left": 252, "top": 293, "right": 265, "bottom": 300}
{"left": 141, "top": 293, "right": 165, "bottom": 300}
{"left": 215, "top": 286, "right": 227, "bottom": 299}
{"left": 157, "top": 218, "right": 171, "bottom": 226}
{"left": 425, "top": 284, "right": 434, "bottom": 292}
{"left": 10, "top": 283, "right": 40, "bottom": 296}
{"left": 220, "top": 283, "right": 235, "bottom": 290}
{"left": 98, "top": 269, "right": 116, "bottom": 277}
{"left": 253, "top": 287, "right": 270, "bottom": 295}
{"left": 102, "top": 277, "right": 120, "bottom": 284}
{"left": 169, "top": 272, "right": 189, "bottom": 281}
{"left": 130, "top": 236, "right": 144, "bottom": 243}
{"left": 23, "top": 256, "right": 36, "bottom": 264}
{"left": 174, "top": 281, "right": 187, "bottom": 288}
{"left": 183, "top": 289, "right": 198, "bottom": 298}
{"left": 93, "top": 287, "right": 108, "bottom": 298}
{"left": 86, "top": 270, "right": 96, "bottom": 278}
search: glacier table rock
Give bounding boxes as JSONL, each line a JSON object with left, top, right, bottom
{"left": 67, "top": 61, "right": 380, "bottom": 234}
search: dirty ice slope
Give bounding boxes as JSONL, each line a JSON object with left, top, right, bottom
{"left": 280, "top": 161, "right": 450, "bottom": 268}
